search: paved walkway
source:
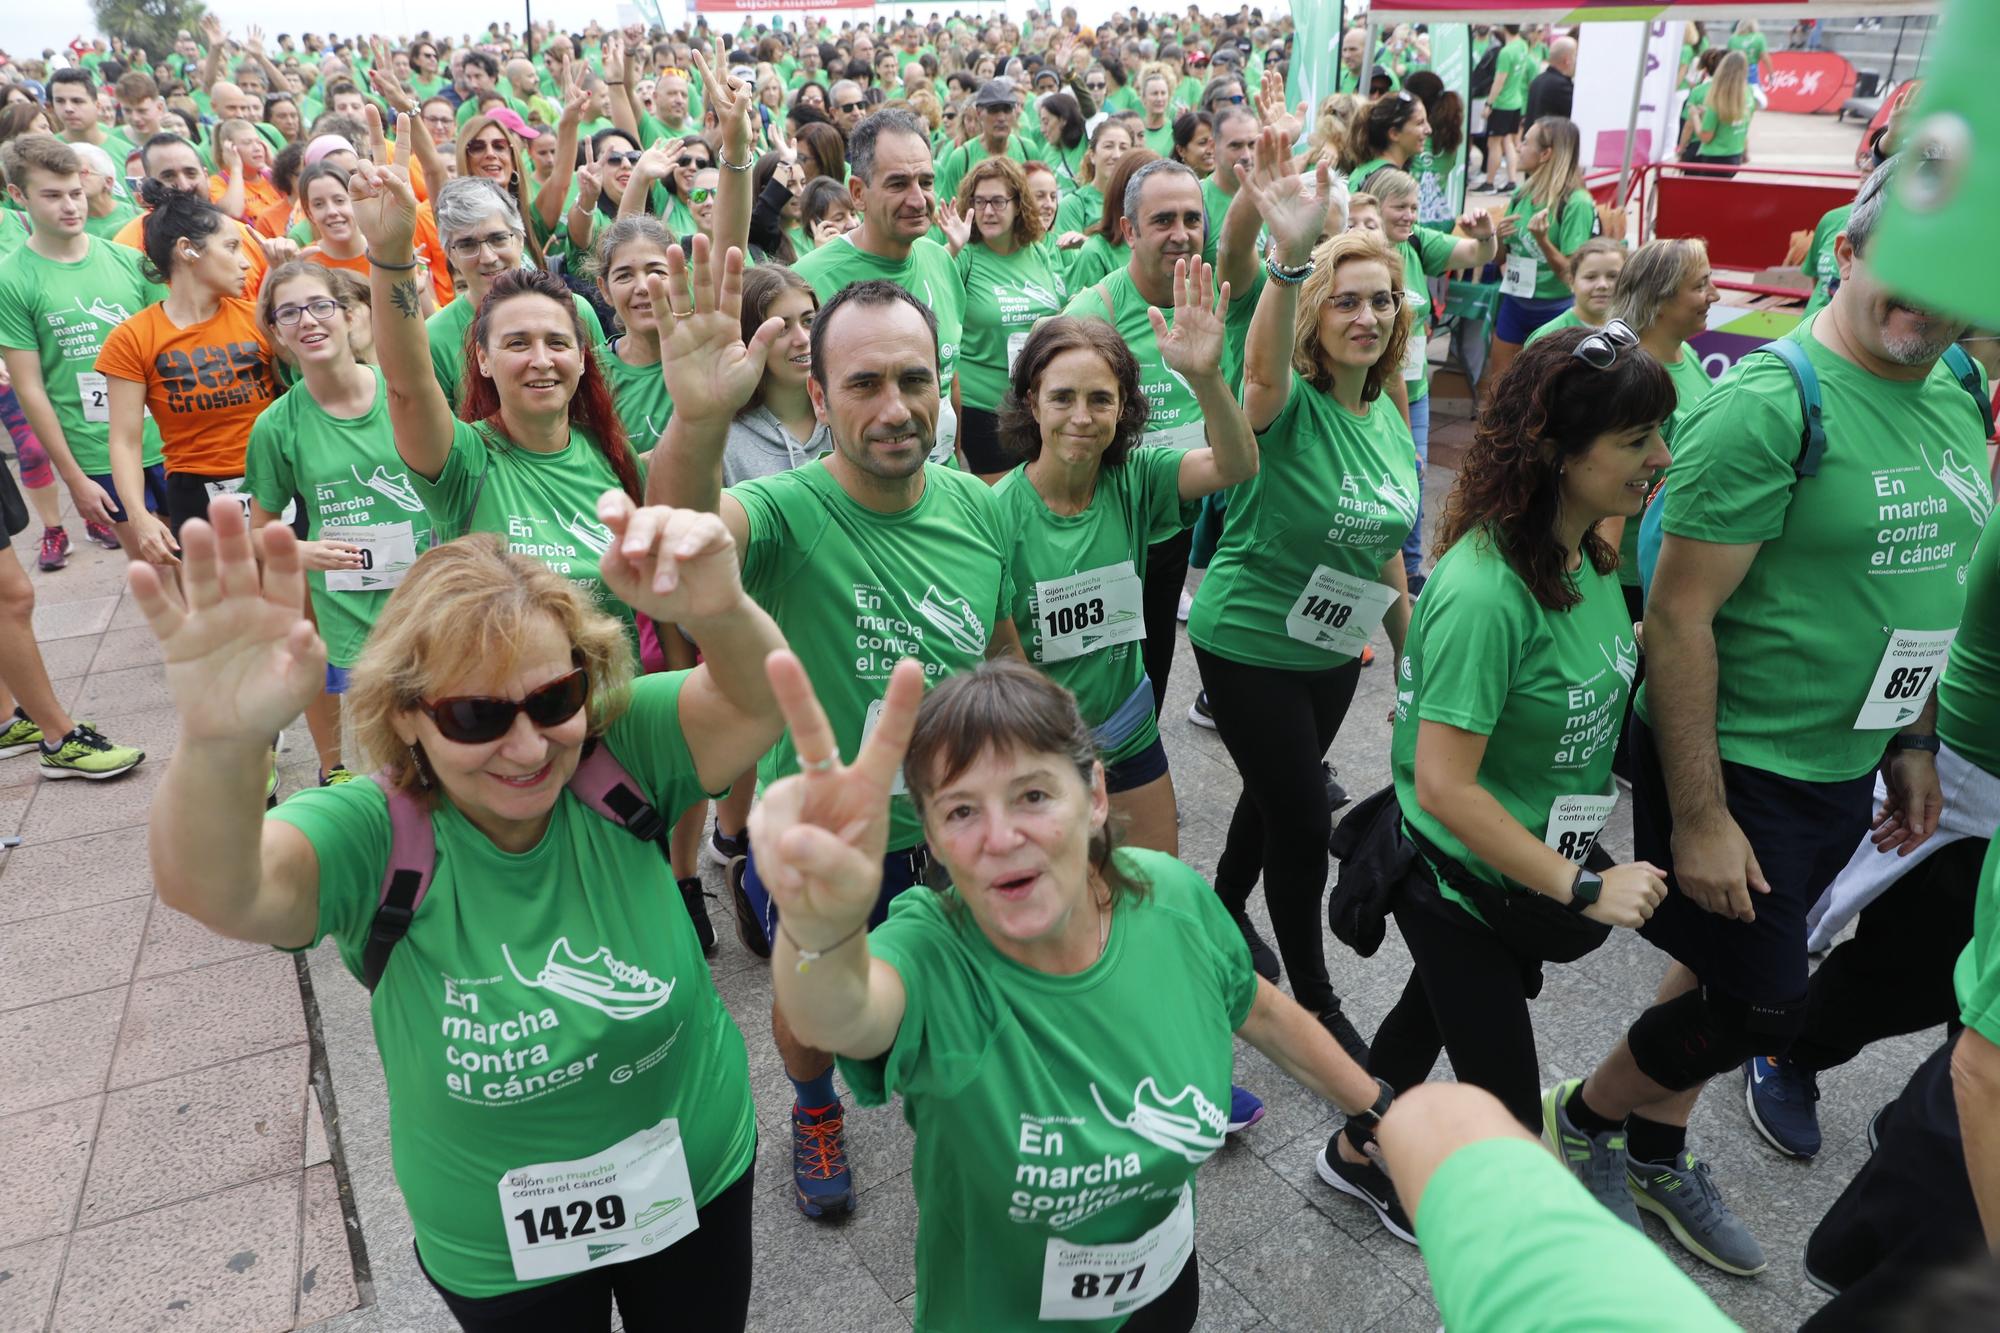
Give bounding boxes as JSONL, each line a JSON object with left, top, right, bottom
{"left": 0, "top": 523, "right": 357, "bottom": 1332}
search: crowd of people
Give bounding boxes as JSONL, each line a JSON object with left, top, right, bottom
{"left": 1, "top": 6, "right": 1996, "bottom": 1331}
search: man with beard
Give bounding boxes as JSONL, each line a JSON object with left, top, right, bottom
{"left": 1547, "top": 153, "right": 1990, "bottom": 1281}
{"left": 651, "top": 261, "right": 1019, "bottom": 1220}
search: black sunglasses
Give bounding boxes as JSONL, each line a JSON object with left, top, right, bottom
{"left": 837, "top": 99, "right": 867, "bottom": 112}
{"left": 419, "top": 663, "right": 589, "bottom": 744}
{"left": 1573, "top": 319, "right": 1640, "bottom": 370}
{"left": 602, "top": 151, "right": 642, "bottom": 166}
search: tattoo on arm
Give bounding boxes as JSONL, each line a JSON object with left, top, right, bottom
{"left": 390, "top": 278, "right": 422, "bottom": 321}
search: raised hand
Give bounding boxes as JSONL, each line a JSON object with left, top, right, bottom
{"left": 747, "top": 651, "right": 925, "bottom": 941}
{"left": 127, "top": 498, "right": 326, "bottom": 745}
{"left": 1151, "top": 256, "right": 1229, "bottom": 382}
{"left": 574, "top": 154, "right": 607, "bottom": 209}
{"left": 199, "top": 13, "right": 224, "bottom": 47}
{"left": 219, "top": 136, "right": 242, "bottom": 176}
{"left": 345, "top": 160, "right": 419, "bottom": 255}
{"left": 937, "top": 197, "right": 972, "bottom": 253}
{"left": 369, "top": 66, "right": 416, "bottom": 116}
{"left": 598, "top": 490, "right": 746, "bottom": 623}
{"left": 633, "top": 139, "right": 678, "bottom": 185}
{"left": 244, "top": 24, "right": 266, "bottom": 54}
{"left": 812, "top": 216, "right": 850, "bottom": 246}
{"left": 1237, "top": 125, "right": 1333, "bottom": 263}
{"left": 559, "top": 84, "right": 591, "bottom": 130}
{"left": 1457, "top": 208, "right": 1496, "bottom": 240}
{"left": 650, "top": 234, "right": 784, "bottom": 423}
{"left": 1527, "top": 208, "right": 1550, "bottom": 241}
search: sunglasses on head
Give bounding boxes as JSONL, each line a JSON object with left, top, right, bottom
{"left": 418, "top": 662, "right": 590, "bottom": 745}
{"left": 1572, "top": 319, "right": 1640, "bottom": 370}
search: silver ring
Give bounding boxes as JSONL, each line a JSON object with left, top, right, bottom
{"left": 797, "top": 755, "right": 836, "bottom": 774}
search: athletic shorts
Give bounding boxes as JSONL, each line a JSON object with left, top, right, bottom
{"left": 1104, "top": 733, "right": 1170, "bottom": 794}
{"left": 165, "top": 473, "right": 307, "bottom": 539}
{"left": 1494, "top": 293, "right": 1574, "bottom": 344}
{"left": 85, "top": 463, "right": 168, "bottom": 526}
{"left": 325, "top": 663, "right": 352, "bottom": 694}
{"left": 1629, "top": 718, "right": 1873, "bottom": 1006}
{"left": 738, "top": 840, "right": 939, "bottom": 951}
{"left": 0, "top": 463, "right": 28, "bottom": 545}
{"left": 1486, "top": 107, "right": 1523, "bottom": 137}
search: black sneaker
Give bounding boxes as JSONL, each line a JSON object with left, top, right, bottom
{"left": 1318, "top": 1006, "right": 1370, "bottom": 1067}
{"left": 678, "top": 876, "right": 718, "bottom": 957}
{"left": 705, "top": 825, "right": 748, "bottom": 868}
{"left": 1323, "top": 762, "right": 1350, "bottom": 811}
{"left": 1316, "top": 1137, "right": 1416, "bottom": 1244}
{"left": 1228, "top": 908, "right": 1281, "bottom": 982}
{"left": 728, "top": 855, "right": 772, "bottom": 959}
{"left": 1187, "top": 690, "right": 1217, "bottom": 731}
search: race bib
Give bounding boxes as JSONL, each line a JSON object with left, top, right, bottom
{"left": 1284, "top": 565, "right": 1399, "bottom": 657}
{"left": 1400, "top": 318, "right": 1428, "bottom": 380}
{"left": 499, "top": 1117, "right": 698, "bottom": 1282}
{"left": 321, "top": 521, "right": 420, "bottom": 593}
{"left": 77, "top": 371, "right": 111, "bottom": 424}
{"left": 932, "top": 398, "right": 958, "bottom": 465}
{"left": 1038, "top": 1183, "right": 1194, "bottom": 1322}
{"left": 1852, "top": 627, "right": 1955, "bottom": 730}
{"left": 1007, "top": 330, "right": 1031, "bottom": 374}
{"left": 1545, "top": 791, "right": 1617, "bottom": 864}
{"left": 862, "top": 696, "right": 909, "bottom": 795}
{"left": 1142, "top": 420, "right": 1205, "bottom": 452}
{"left": 1500, "top": 253, "right": 1539, "bottom": 298}
{"left": 203, "top": 476, "right": 258, "bottom": 521}
{"left": 1034, "top": 561, "right": 1144, "bottom": 663}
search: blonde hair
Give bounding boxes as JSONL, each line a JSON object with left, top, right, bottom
{"left": 1137, "top": 62, "right": 1174, "bottom": 98}
{"left": 1709, "top": 52, "right": 1749, "bottom": 128}
{"left": 1358, "top": 165, "right": 1416, "bottom": 207}
{"left": 347, "top": 535, "right": 635, "bottom": 804}
{"left": 1610, "top": 236, "right": 1709, "bottom": 333}
{"left": 1310, "top": 93, "right": 1363, "bottom": 158}
{"left": 1294, "top": 231, "right": 1410, "bottom": 401}
{"left": 1523, "top": 116, "right": 1586, "bottom": 216}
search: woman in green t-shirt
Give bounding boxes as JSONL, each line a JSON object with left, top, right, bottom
{"left": 951, "top": 156, "right": 1068, "bottom": 480}
{"left": 1063, "top": 145, "right": 1154, "bottom": 293}
{"left": 1188, "top": 135, "right": 1418, "bottom": 1067}
{"left": 1363, "top": 326, "right": 1674, "bottom": 1163}
{"left": 1340, "top": 87, "right": 1430, "bottom": 191}
{"left": 1483, "top": 116, "right": 1598, "bottom": 408}
{"left": 1694, "top": 52, "right": 1755, "bottom": 173}
{"left": 759, "top": 653, "right": 1392, "bottom": 1333}
{"left": 1053, "top": 120, "right": 1133, "bottom": 241}
{"left": 1726, "top": 19, "right": 1770, "bottom": 87}
{"left": 1675, "top": 48, "right": 1726, "bottom": 162}
{"left": 137, "top": 487, "right": 788, "bottom": 1328}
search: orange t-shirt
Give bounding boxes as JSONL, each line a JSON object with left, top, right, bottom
{"left": 112, "top": 212, "right": 272, "bottom": 299}
{"left": 93, "top": 297, "right": 281, "bottom": 477}
{"left": 302, "top": 208, "right": 454, "bottom": 307}
{"left": 210, "top": 172, "right": 285, "bottom": 225}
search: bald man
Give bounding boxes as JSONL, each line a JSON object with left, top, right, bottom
{"left": 1525, "top": 36, "right": 1576, "bottom": 128}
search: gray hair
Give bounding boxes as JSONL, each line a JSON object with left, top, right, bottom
{"left": 1122, "top": 158, "right": 1199, "bottom": 228}
{"left": 1610, "top": 237, "right": 1709, "bottom": 332}
{"left": 1846, "top": 150, "right": 1934, "bottom": 256}
{"left": 433, "top": 175, "right": 522, "bottom": 243}
{"left": 848, "top": 107, "right": 930, "bottom": 185}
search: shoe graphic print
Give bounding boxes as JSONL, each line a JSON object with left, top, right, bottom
{"left": 1921, "top": 440, "right": 1993, "bottom": 526}
{"left": 555, "top": 511, "right": 614, "bottom": 556}
{"left": 77, "top": 295, "right": 136, "bottom": 326}
{"left": 351, "top": 464, "right": 427, "bottom": 513}
{"left": 1091, "top": 1077, "right": 1227, "bottom": 1164}
{"left": 502, "top": 937, "right": 676, "bottom": 1019}
{"left": 915, "top": 585, "right": 988, "bottom": 655}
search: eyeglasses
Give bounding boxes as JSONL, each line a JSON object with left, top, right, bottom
{"left": 447, "top": 228, "right": 519, "bottom": 257}
{"left": 272, "top": 297, "right": 340, "bottom": 326}
{"left": 418, "top": 664, "right": 589, "bottom": 745}
{"left": 1218, "top": 93, "right": 1246, "bottom": 104}
{"left": 1086, "top": 80, "right": 1107, "bottom": 91}
{"left": 1329, "top": 290, "right": 1406, "bottom": 317}
{"left": 1573, "top": 319, "right": 1639, "bottom": 370}
{"left": 970, "top": 194, "right": 1013, "bottom": 210}
{"left": 689, "top": 187, "right": 715, "bottom": 204}
{"left": 601, "top": 151, "right": 642, "bottom": 166}
{"left": 837, "top": 100, "right": 867, "bottom": 113}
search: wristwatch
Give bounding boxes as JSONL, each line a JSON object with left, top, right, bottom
{"left": 1346, "top": 1076, "right": 1396, "bottom": 1133}
{"left": 1885, "top": 733, "right": 1941, "bottom": 755}
{"left": 1566, "top": 867, "right": 1603, "bottom": 915}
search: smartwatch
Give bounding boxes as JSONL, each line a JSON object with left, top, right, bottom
{"left": 1346, "top": 1076, "right": 1396, "bottom": 1134}
{"left": 1566, "top": 867, "right": 1603, "bottom": 915}
{"left": 1885, "top": 733, "right": 1941, "bottom": 755}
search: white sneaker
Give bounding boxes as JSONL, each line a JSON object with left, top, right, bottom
{"left": 1177, "top": 589, "right": 1192, "bottom": 623}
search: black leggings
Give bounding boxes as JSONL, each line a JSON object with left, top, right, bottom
{"left": 1193, "top": 645, "right": 1362, "bottom": 1015}
{"left": 1368, "top": 882, "right": 1545, "bottom": 1131}
{"left": 1142, "top": 528, "right": 1192, "bottom": 716}
{"left": 420, "top": 1162, "right": 755, "bottom": 1332}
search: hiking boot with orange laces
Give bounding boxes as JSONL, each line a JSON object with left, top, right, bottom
{"left": 793, "top": 1100, "right": 855, "bottom": 1217}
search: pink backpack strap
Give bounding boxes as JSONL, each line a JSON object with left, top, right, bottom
{"left": 566, "top": 740, "right": 666, "bottom": 843}
{"left": 359, "top": 773, "right": 437, "bottom": 993}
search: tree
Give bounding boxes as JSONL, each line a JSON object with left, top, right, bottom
{"left": 90, "top": 0, "right": 209, "bottom": 67}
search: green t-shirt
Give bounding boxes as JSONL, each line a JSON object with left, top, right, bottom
{"left": 1524, "top": 306, "right": 1593, "bottom": 345}
{"left": 732, "top": 461, "right": 1014, "bottom": 850}
{"left": 83, "top": 200, "right": 141, "bottom": 241}
{"left": 1618, "top": 346, "right": 1717, "bottom": 587}
{"left": 954, "top": 242, "right": 1067, "bottom": 413}
{"left": 936, "top": 134, "right": 1045, "bottom": 211}
{"left": 1492, "top": 39, "right": 1533, "bottom": 112}
{"left": 0, "top": 237, "right": 167, "bottom": 475}
{"left": 1680, "top": 80, "right": 1710, "bottom": 127}
{"left": 1678, "top": 43, "right": 1705, "bottom": 89}
{"left": 1698, "top": 100, "right": 1753, "bottom": 157}
{"left": 1419, "top": 1138, "right": 1738, "bottom": 1331}
{"left": 1060, "top": 232, "right": 1127, "bottom": 294}
{"left": 793, "top": 235, "right": 964, "bottom": 401}
{"left": 1502, "top": 186, "right": 1598, "bottom": 302}
{"left": 1801, "top": 203, "right": 1853, "bottom": 319}
{"left": 244, "top": 369, "right": 436, "bottom": 667}
{"left": 840, "top": 849, "right": 1256, "bottom": 1333}
{"left": 1955, "top": 834, "right": 2000, "bottom": 1048}
{"left": 1396, "top": 227, "right": 1461, "bottom": 402}
{"left": 1054, "top": 184, "right": 1103, "bottom": 237}
{"left": 1635, "top": 321, "right": 1993, "bottom": 781}
{"left": 1045, "top": 139, "right": 1089, "bottom": 195}
{"left": 992, "top": 451, "right": 1190, "bottom": 763}
{"left": 1393, "top": 528, "right": 1634, "bottom": 919}
{"left": 1935, "top": 505, "right": 2000, "bottom": 775}
{"left": 597, "top": 339, "right": 674, "bottom": 448}
{"left": 412, "top": 418, "right": 641, "bottom": 644}
{"left": 1727, "top": 31, "right": 1770, "bottom": 70}
{"left": 1062, "top": 266, "right": 1255, "bottom": 452}
{"left": 1189, "top": 379, "right": 1418, "bottom": 670}
{"left": 270, "top": 670, "right": 755, "bottom": 1299}
{"left": 1140, "top": 121, "right": 1175, "bottom": 160}
{"left": 1103, "top": 84, "right": 1142, "bottom": 116}
{"left": 426, "top": 292, "right": 607, "bottom": 411}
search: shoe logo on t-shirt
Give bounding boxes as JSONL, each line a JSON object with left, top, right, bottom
{"left": 72, "top": 295, "right": 135, "bottom": 327}
{"left": 1921, "top": 440, "right": 1993, "bottom": 527}
{"left": 915, "top": 584, "right": 988, "bottom": 655}
{"left": 1090, "top": 1078, "right": 1226, "bottom": 1164}
{"left": 554, "top": 511, "right": 614, "bottom": 556}
{"left": 501, "top": 937, "right": 676, "bottom": 1020}
{"left": 1602, "top": 634, "right": 1638, "bottom": 688}
{"left": 351, "top": 464, "right": 426, "bottom": 513}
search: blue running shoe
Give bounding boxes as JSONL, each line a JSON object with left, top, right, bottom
{"left": 1228, "top": 1085, "right": 1265, "bottom": 1133}
{"left": 792, "top": 1100, "right": 855, "bottom": 1217}
{"left": 1743, "top": 1056, "right": 1821, "bottom": 1159}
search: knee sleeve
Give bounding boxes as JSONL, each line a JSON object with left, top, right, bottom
{"left": 1627, "top": 986, "right": 1807, "bottom": 1092}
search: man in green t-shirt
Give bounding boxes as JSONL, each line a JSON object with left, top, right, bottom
{"left": 934, "top": 78, "right": 1042, "bottom": 209}
{"left": 1480, "top": 26, "right": 1531, "bottom": 191}
{"left": 652, "top": 269, "right": 1019, "bottom": 1222}
{"left": 795, "top": 109, "right": 965, "bottom": 461}
{"left": 1800, "top": 200, "right": 1855, "bottom": 319}
{"left": 1550, "top": 155, "right": 1991, "bottom": 1281}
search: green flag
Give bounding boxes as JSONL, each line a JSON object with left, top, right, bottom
{"left": 1872, "top": 0, "right": 2000, "bottom": 325}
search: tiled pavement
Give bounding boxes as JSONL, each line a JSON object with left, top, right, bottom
{"left": 2, "top": 445, "right": 1940, "bottom": 1332}
{"left": 0, "top": 523, "right": 357, "bottom": 1332}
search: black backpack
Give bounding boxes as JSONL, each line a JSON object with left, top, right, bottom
{"left": 1470, "top": 42, "right": 1501, "bottom": 100}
